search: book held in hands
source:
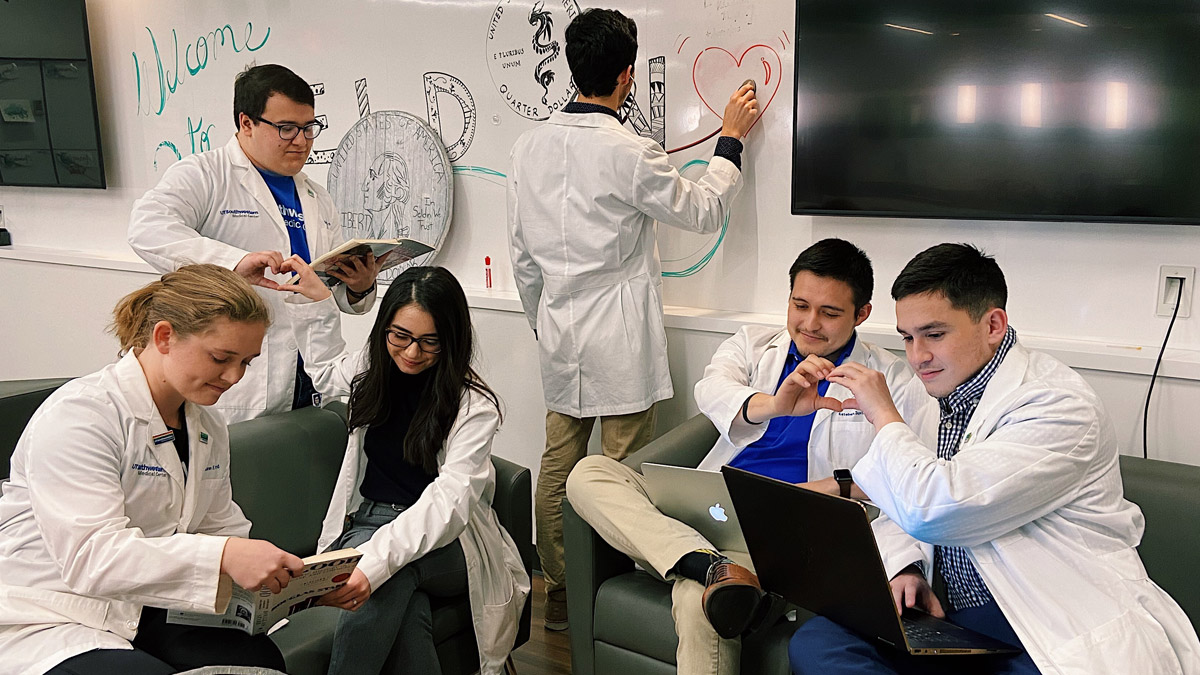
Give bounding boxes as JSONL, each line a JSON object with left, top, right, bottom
{"left": 166, "top": 548, "right": 362, "bottom": 636}
{"left": 310, "top": 238, "right": 435, "bottom": 287}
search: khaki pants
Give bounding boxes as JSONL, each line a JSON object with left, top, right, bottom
{"left": 566, "top": 454, "right": 752, "bottom": 675}
{"left": 536, "top": 406, "right": 657, "bottom": 596}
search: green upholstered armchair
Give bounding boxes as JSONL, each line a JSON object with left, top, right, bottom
{"left": 562, "top": 413, "right": 802, "bottom": 675}
{"left": 0, "top": 377, "right": 73, "bottom": 478}
{"left": 1118, "top": 454, "right": 1200, "bottom": 636}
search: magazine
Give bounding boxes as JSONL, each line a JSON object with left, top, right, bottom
{"left": 165, "top": 548, "right": 361, "bottom": 636}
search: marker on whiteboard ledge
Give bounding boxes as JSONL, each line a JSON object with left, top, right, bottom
{"left": 484, "top": 256, "right": 493, "bottom": 290}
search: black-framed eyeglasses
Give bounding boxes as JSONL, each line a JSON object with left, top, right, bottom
{"left": 254, "top": 116, "right": 325, "bottom": 140}
{"left": 385, "top": 329, "right": 442, "bottom": 354}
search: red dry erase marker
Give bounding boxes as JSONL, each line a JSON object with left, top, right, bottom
{"left": 485, "top": 256, "right": 492, "bottom": 289}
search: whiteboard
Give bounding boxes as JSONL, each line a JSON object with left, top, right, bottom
{"left": 84, "top": 0, "right": 798, "bottom": 313}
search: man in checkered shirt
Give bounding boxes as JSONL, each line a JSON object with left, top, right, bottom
{"left": 788, "top": 243, "right": 1200, "bottom": 675}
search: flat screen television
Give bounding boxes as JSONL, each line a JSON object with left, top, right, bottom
{"left": 791, "top": 0, "right": 1200, "bottom": 223}
{"left": 0, "top": 0, "right": 105, "bottom": 188}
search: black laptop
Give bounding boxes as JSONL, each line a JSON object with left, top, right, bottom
{"left": 722, "top": 466, "right": 1020, "bottom": 656}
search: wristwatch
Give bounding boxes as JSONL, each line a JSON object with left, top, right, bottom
{"left": 833, "top": 469, "right": 853, "bottom": 499}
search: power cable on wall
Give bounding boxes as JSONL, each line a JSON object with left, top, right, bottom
{"left": 1143, "top": 281, "right": 1185, "bottom": 459}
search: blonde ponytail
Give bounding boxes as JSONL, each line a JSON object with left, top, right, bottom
{"left": 110, "top": 264, "right": 270, "bottom": 353}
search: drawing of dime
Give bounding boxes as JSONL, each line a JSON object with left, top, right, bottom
{"left": 327, "top": 111, "right": 452, "bottom": 283}
{"left": 486, "top": 0, "right": 580, "bottom": 120}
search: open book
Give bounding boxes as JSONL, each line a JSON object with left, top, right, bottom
{"left": 309, "top": 238, "right": 435, "bottom": 287}
{"left": 165, "top": 548, "right": 362, "bottom": 636}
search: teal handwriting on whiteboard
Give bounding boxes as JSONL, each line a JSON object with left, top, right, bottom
{"left": 132, "top": 22, "right": 271, "bottom": 117}
{"left": 153, "top": 141, "right": 181, "bottom": 172}
{"left": 188, "top": 116, "right": 216, "bottom": 154}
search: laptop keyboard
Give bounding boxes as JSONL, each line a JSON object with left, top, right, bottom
{"left": 902, "top": 619, "right": 978, "bottom": 648}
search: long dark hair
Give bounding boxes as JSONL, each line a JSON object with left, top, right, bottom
{"left": 347, "top": 267, "right": 501, "bottom": 473}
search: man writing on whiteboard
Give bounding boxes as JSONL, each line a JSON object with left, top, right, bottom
{"left": 506, "top": 7, "right": 758, "bottom": 631}
{"left": 129, "top": 64, "right": 382, "bottom": 423}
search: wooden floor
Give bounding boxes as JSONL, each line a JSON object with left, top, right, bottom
{"left": 510, "top": 574, "right": 573, "bottom": 674}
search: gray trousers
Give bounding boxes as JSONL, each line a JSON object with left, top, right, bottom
{"left": 326, "top": 499, "right": 469, "bottom": 675}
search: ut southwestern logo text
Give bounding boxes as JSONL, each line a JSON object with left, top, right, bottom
{"left": 132, "top": 462, "right": 167, "bottom": 477}
{"left": 219, "top": 209, "right": 259, "bottom": 218}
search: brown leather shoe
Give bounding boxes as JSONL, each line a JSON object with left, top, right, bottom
{"left": 544, "top": 588, "right": 569, "bottom": 631}
{"left": 701, "top": 560, "right": 767, "bottom": 639}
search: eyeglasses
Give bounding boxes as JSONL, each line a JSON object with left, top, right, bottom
{"left": 254, "top": 116, "right": 325, "bottom": 140}
{"left": 385, "top": 329, "right": 442, "bottom": 354}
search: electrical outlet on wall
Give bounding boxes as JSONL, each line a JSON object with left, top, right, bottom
{"left": 1157, "top": 265, "right": 1194, "bottom": 318}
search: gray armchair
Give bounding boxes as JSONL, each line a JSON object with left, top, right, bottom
{"left": 562, "top": 413, "right": 803, "bottom": 675}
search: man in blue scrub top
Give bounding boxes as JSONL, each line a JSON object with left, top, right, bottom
{"left": 566, "top": 238, "right": 935, "bottom": 675}
{"left": 129, "top": 64, "right": 383, "bottom": 423}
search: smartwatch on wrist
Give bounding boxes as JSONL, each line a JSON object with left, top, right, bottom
{"left": 833, "top": 468, "right": 853, "bottom": 499}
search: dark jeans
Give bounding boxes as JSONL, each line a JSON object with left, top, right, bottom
{"left": 46, "top": 606, "right": 285, "bottom": 675}
{"left": 789, "top": 599, "right": 1041, "bottom": 675}
{"left": 326, "top": 498, "right": 469, "bottom": 675}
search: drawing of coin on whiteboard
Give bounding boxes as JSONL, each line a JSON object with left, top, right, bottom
{"left": 327, "top": 110, "right": 452, "bottom": 282}
{"left": 486, "top": 0, "right": 581, "bottom": 120}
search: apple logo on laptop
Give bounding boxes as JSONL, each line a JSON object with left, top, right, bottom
{"left": 709, "top": 503, "right": 729, "bottom": 522}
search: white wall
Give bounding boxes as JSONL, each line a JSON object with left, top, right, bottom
{"left": 3, "top": 0, "right": 1200, "bottom": 479}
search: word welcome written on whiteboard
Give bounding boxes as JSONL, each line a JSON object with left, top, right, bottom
{"left": 132, "top": 21, "right": 271, "bottom": 163}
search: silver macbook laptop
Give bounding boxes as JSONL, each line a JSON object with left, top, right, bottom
{"left": 642, "top": 463, "right": 748, "bottom": 553}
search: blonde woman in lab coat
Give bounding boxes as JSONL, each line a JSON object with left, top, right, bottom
{"left": 0, "top": 264, "right": 304, "bottom": 675}
{"left": 285, "top": 260, "right": 529, "bottom": 675}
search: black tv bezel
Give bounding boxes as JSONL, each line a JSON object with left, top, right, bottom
{"left": 788, "top": 2, "right": 1200, "bottom": 226}
{"left": 0, "top": 0, "right": 107, "bottom": 190}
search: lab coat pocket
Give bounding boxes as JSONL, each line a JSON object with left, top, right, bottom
{"left": 199, "top": 463, "right": 230, "bottom": 481}
{"left": 1050, "top": 608, "right": 1179, "bottom": 675}
{"left": 828, "top": 412, "right": 876, "bottom": 469}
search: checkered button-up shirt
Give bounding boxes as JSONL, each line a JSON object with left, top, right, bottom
{"left": 932, "top": 326, "right": 1017, "bottom": 611}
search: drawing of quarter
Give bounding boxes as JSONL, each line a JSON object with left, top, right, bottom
{"left": 486, "top": 0, "right": 580, "bottom": 120}
{"left": 327, "top": 111, "right": 452, "bottom": 282}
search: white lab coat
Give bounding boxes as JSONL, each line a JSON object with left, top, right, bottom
{"left": 695, "top": 326, "right": 937, "bottom": 474}
{"left": 0, "top": 352, "right": 248, "bottom": 675}
{"left": 128, "top": 135, "right": 376, "bottom": 423}
{"left": 508, "top": 111, "right": 742, "bottom": 418}
{"left": 854, "top": 342, "right": 1200, "bottom": 674}
{"left": 287, "top": 296, "right": 530, "bottom": 675}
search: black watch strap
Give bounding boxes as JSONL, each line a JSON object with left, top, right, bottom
{"left": 833, "top": 469, "right": 852, "bottom": 499}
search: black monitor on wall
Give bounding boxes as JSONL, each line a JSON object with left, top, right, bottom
{"left": 791, "top": 0, "right": 1200, "bottom": 224}
{"left": 0, "top": 0, "right": 106, "bottom": 188}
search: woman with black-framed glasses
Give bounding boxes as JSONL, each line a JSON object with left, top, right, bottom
{"left": 280, "top": 259, "right": 529, "bottom": 675}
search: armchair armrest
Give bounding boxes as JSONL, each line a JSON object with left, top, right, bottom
{"left": 491, "top": 454, "right": 533, "bottom": 649}
{"left": 622, "top": 413, "right": 719, "bottom": 472}
{"left": 563, "top": 496, "right": 633, "bottom": 675}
